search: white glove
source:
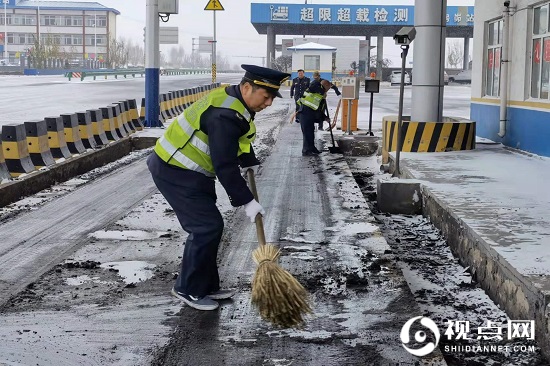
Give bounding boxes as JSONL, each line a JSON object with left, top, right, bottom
{"left": 241, "top": 165, "right": 260, "bottom": 177}
{"left": 244, "top": 199, "right": 265, "bottom": 223}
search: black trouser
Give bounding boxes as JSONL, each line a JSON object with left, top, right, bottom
{"left": 294, "top": 99, "right": 301, "bottom": 122}
{"left": 147, "top": 154, "right": 223, "bottom": 297}
{"left": 299, "top": 106, "right": 317, "bottom": 154}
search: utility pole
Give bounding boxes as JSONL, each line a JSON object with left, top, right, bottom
{"left": 3, "top": 0, "right": 7, "bottom": 61}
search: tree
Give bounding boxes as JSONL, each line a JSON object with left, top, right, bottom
{"left": 27, "top": 34, "right": 64, "bottom": 68}
{"left": 126, "top": 40, "right": 144, "bottom": 66}
{"left": 446, "top": 40, "right": 463, "bottom": 69}
{"left": 271, "top": 55, "right": 291, "bottom": 72}
{"left": 369, "top": 55, "right": 392, "bottom": 69}
{"left": 107, "top": 37, "right": 129, "bottom": 68}
{"left": 168, "top": 45, "right": 186, "bottom": 67}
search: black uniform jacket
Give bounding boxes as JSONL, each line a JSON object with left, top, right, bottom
{"left": 150, "top": 84, "right": 259, "bottom": 207}
{"left": 290, "top": 76, "right": 310, "bottom": 101}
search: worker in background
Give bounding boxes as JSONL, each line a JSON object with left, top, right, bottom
{"left": 290, "top": 69, "right": 310, "bottom": 124}
{"left": 147, "top": 64, "right": 290, "bottom": 311}
{"left": 312, "top": 71, "right": 341, "bottom": 131}
{"left": 297, "top": 79, "right": 331, "bottom": 156}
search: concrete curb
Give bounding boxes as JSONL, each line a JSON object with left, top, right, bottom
{"left": 396, "top": 160, "right": 550, "bottom": 359}
{"left": 0, "top": 136, "right": 158, "bottom": 208}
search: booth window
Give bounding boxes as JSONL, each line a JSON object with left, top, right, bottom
{"left": 485, "top": 19, "right": 502, "bottom": 97}
{"left": 304, "top": 55, "right": 320, "bottom": 71}
{"left": 531, "top": 3, "right": 550, "bottom": 100}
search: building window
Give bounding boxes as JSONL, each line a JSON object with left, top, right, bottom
{"left": 85, "top": 15, "right": 106, "bottom": 27}
{"left": 485, "top": 19, "right": 502, "bottom": 97}
{"left": 531, "top": 3, "right": 550, "bottom": 100}
{"left": 304, "top": 55, "right": 320, "bottom": 71}
{"left": 42, "top": 15, "right": 59, "bottom": 26}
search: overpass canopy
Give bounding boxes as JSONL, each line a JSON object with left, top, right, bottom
{"left": 251, "top": 4, "right": 474, "bottom": 38}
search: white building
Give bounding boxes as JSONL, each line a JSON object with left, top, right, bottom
{"left": 471, "top": 0, "right": 549, "bottom": 157}
{"left": 286, "top": 42, "right": 336, "bottom": 81}
{"left": 0, "top": 0, "right": 119, "bottom": 64}
{"left": 282, "top": 37, "right": 369, "bottom": 80}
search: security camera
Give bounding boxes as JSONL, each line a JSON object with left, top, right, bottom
{"left": 394, "top": 27, "right": 416, "bottom": 46}
{"left": 504, "top": 0, "right": 510, "bottom": 7}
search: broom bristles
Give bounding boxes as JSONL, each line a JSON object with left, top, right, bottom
{"left": 251, "top": 244, "right": 312, "bottom": 328}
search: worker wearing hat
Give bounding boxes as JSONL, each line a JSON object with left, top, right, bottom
{"left": 290, "top": 69, "right": 310, "bottom": 123}
{"left": 147, "top": 64, "right": 290, "bottom": 311}
{"left": 312, "top": 71, "right": 341, "bottom": 131}
{"left": 297, "top": 79, "right": 331, "bottom": 155}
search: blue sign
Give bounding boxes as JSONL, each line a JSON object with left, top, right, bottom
{"left": 251, "top": 4, "right": 474, "bottom": 27}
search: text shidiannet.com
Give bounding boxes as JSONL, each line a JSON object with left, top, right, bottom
{"left": 443, "top": 344, "right": 537, "bottom": 353}
{"left": 401, "top": 316, "right": 537, "bottom": 357}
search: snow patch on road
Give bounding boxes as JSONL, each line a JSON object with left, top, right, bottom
{"left": 88, "top": 229, "right": 169, "bottom": 241}
{"left": 100, "top": 261, "right": 156, "bottom": 284}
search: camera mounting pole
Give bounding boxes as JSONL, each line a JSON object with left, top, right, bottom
{"left": 393, "top": 44, "right": 410, "bottom": 177}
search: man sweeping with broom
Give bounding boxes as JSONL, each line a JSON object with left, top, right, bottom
{"left": 147, "top": 65, "right": 308, "bottom": 325}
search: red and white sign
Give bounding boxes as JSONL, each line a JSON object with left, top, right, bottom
{"left": 544, "top": 39, "right": 550, "bottom": 62}
{"left": 488, "top": 50, "right": 494, "bottom": 69}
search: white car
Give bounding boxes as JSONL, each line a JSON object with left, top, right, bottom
{"left": 390, "top": 70, "right": 411, "bottom": 86}
{"left": 448, "top": 69, "right": 472, "bottom": 84}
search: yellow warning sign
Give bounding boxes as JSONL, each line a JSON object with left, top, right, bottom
{"left": 204, "top": 0, "right": 224, "bottom": 11}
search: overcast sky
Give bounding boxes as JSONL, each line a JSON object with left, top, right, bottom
{"left": 46, "top": 0, "right": 475, "bottom": 66}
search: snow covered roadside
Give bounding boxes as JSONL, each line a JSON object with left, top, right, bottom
{"left": 346, "top": 154, "right": 546, "bottom": 366}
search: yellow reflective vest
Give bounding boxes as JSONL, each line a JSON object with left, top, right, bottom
{"left": 154, "top": 87, "right": 256, "bottom": 177}
{"left": 298, "top": 91, "right": 324, "bottom": 111}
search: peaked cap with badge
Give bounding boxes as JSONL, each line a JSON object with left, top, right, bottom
{"left": 241, "top": 64, "right": 290, "bottom": 98}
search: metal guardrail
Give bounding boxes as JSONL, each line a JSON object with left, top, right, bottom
{"left": 65, "top": 69, "right": 145, "bottom": 81}
{"left": 65, "top": 68, "right": 213, "bottom": 81}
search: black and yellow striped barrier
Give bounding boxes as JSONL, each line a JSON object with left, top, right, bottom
{"left": 121, "top": 100, "right": 138, "bottom": 133}
{"left": 382, "top": 116, "right": 476, "bottom": 164}
{"left": 60, "top": 114, "right": 87, "bottom": 154}
{"left": 87, "top": 109, "right": 110, "bottom": 146}
{"left": 76, "top": 111, "right": 98, "bottom": 149}
{"left": 159, "top": 94, "right": 171, "bottom": 122}
{"left": 175, "top": 90, "right": 185, "bottom": 114}
{"left": 109, "top": 105, "right": 128, "bottom": 139}
{"left": 44, "top": 116, "right": 72, "bottom": 159}
{"left": 1, "top": 124, "right": 36, "bottom": 177}
{"left": 0, "top": 141, "right": 11, "bottom": 181}
{"left": 127, "top": 100, "right": 144, "bottom": 131}
{"left": 168, "top": 91, "right": 178, "bottom": 117}
{"left": 115, "top": 102, "right": 134, "bottom": 135}
{"left": 24, "top": 120, "right": 56, "bottom": 168}
{"left": 99, "top": 107, "right": 119, "bottom": 142}
{"left": 139, "top": 97, "right": 146, "bottom": 125}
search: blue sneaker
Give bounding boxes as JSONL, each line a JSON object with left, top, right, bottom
{"left": 171, "top": 288, "right": 219, "bottom": 310}
{"left": 208, "top": 289, "right": 236, "bottom": 300}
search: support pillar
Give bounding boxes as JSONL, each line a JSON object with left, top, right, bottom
{"left": 266, "top": 25, "right": 276, "bottom": 68}
{"left": 463, "top": 37, "right": 470, "bottom": 70}
{"left": 367, "top": 36, "right": 372, "bottom": 76}
{"left": 144, "top": 0, "right": 161, "bottom": 127}
{"left": 376, "top": 35, "right": 384, "bottom": 80}
{"left": 411, "top": 0, "right": 446, "bottom": 122}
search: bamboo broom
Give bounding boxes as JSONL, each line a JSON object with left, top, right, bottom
{"left": 247, "top": 169, "right": 311, "bottom": 328}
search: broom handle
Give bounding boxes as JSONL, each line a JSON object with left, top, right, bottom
{"left": 247, "top": 169, "right": 267, "bottom": 247}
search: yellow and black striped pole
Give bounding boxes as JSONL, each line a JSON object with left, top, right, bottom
{"left": 212, "top": 63, "right": 216, "bottom": 83}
